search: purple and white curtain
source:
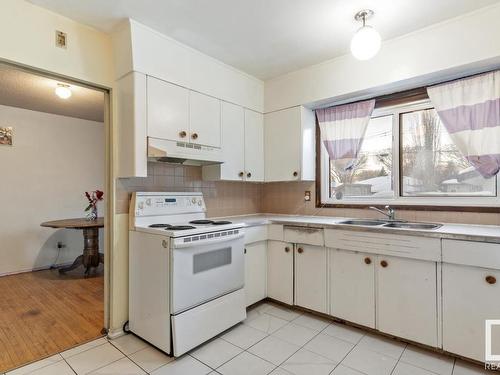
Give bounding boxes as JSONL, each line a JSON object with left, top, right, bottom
{"left": 316, "top": 99, "right": 375, "bottom": 171}
{"left": 427, "top": 70, "right": 500, "bottom": 178}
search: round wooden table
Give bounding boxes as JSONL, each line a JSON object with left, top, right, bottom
{"left": 41, "top": 217, "right": 104, "bottom": 275}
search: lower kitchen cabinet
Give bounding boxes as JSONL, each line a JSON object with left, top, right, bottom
{"left": 267, "top": 240, "right": 294, "bottom": 305}
{"left": 442, "top": 263, "right": 500, "bottom": 362}
{"left": 294, "top": 245, "right": 328, "bottom": 313}
{"left": 244, "top": 241, "right": 267, "bottom": 307}
{"left": 377, "top": 255, "right": 438, "bottom": 347}
{"left": 330, "top": 249, "right": 375, "bottom": 328}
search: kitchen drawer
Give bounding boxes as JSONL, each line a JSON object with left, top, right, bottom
{"left": 244, "top": 225, "right": 268, "bottom": 244}
{"left": 443, "top": 239, "right": 500, "bottom": 269}
{"left": 268, "top": 224, "right": 284, "bottom": 241}
{"left": 325, "top": 229, "right": 440, "bottom": 261}
{"left": 284, "top": 226, "right": 324, "bottom": 246}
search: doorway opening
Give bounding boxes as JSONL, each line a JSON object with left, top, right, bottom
{"left": 0, "top": 62, "right": 109, "bottom": 372}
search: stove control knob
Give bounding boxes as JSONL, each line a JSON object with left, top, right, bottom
{"left": 197, "top": 200, "right": 203, "bottom": 206}
{"left": 138, "top": 202, "right": 144, "bottom": 210}
{"left": 192, "top": 197, "right": 197, "bottom": 204}
{"left": 146, "top": 198, "right": 152, "bottom": 206}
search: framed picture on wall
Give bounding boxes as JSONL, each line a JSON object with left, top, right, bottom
{"left": 0, "top": 127, "right": 12, "bottom": 145}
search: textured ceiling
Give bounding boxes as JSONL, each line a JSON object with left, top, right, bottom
{"left": 0, "top": 64, "right": 104, "bottom": 122}
{"left": 28, "top": 0, "right": 500, "bottom": 79}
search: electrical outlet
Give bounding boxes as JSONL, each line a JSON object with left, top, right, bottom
{"left": 304, "top": 191, "right": 311, "bottom": 202}
{"left": 55, "top": 30, "right": 67, "bottom": 49}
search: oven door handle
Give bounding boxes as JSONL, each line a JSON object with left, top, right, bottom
{"left": 172, "top": 232, "right": 244, "bottom": 248}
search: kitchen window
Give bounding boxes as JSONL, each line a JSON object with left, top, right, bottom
{"left": 319, "top": 98, "right": 499, "bottom": 207}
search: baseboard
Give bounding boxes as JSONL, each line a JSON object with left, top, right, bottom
{"left": 107, "top": 327, "right": 126, "bottom": 340}
{"left": 0, "top": 261, "right": 74, "bottom": 277}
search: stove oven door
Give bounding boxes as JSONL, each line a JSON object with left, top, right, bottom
{"left": 170, "top": 230, "right": 245, "bottom": 314}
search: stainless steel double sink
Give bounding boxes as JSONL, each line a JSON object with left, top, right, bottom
{"left": 337, "top": 219, "right": 442, "bottom": 230}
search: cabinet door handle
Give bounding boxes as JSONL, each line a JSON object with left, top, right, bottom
{"left": 162, "top": 240, "right": 168, "bottom": 248}
{"left": 297, "top": 247, "right": 304, "bottom": 254}
{"left": 364, "top": 257, "right": 372, "bottom": 265}
{"left": 247, "top": 172, "right": 252, "bottom": 178}
{"left": 191, "top": 132, "right": 198, "bottom": 140}
{"left": 238, "top": 171, "right": 244, "bottom": 177}
{"left": 486, "top": 275, "right": 497, "bottom": 284}
{"left": 285, "top": 247, "right": 290, "bottom": 253}
{"left": 293, "top": 171, "right": 298, "bottom": 177}
{"left": 244, "top": 248, "right": 247, "bottom": 254}
{"left": 179, "top": 131, "right": 187, "bottom": 138}
{"left": 380, "top": 260, "right": 388, "bottom": 268}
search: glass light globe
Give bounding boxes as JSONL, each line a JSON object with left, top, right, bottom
{"left": 55, "top": 84, "right": 72, "bottom": 99}
{"left": 350, "top": 25, "right": 381, "bottom": 60}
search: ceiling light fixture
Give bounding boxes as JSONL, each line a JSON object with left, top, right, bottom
{"left": 55, "top": 83, "right": 72, "bottom": 99}
{"left": 350, "top": 9, "right": 381, "bottom": 61}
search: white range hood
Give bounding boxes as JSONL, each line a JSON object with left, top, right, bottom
{"left": 148, "top": 137, "right": 224, "bottom": 166}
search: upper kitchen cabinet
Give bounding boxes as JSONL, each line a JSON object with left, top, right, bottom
{"left": 264, "top": 106, "right": 315, "bottom": 182}
{"left": 189, "top": 91, "right": 221, "bottom": 148}
{"left": 244, "top": 109, "right": 265, "bottom": 181}
{"left": 203, "top": 106, "right": 264, "bottom": 182}
{"left": 147, "top": 76, "right": 189, "bottom": 142}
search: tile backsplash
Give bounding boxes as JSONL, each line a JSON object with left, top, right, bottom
{"left": 116, "top": 162, "right": 262, "bottom": 217}
{"left": 117, "top": 164, "right": 500, "bottom": 225}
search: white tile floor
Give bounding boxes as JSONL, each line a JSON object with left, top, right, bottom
{"left": 4, "top": 302, "right": 491, "bottom": 375}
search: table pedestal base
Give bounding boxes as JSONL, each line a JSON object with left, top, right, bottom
{"left": 59, "top": 227, "right": 104, "bottom": 276}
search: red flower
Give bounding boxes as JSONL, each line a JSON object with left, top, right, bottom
{"left": 95, "top": 190, "right": 104, "bottom": 200}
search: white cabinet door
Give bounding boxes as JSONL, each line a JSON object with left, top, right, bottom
{"left": 377, "top": 256, "right": 438, "bottom": 347}
{"left": 244, "top": 109, "right": 264, "bottom": 182}
{"left": 295, "top": 245, "right": 328, "bottom": 313}
{"left": 147, "top": 76, "right": 189, "bottom": 142}
{"left": 267, "top": 241, "right": 294, "bottom": 305}
{"left": 244, "top": 241, "right": 267, "bottom": 307}
{"left": 443, "top": 264, "right": 500, "bottom": 362}
{"left": 220, "top": 102, "right": 245, "bottom": 180}
{"left": 189, "top": 91, "right": 221, "bottom": 148}
{"left": 330, "top": 249, "right": 375, "bottom": 328}
{"left": 264, "top": 107, "right": 301, "bottom": 182}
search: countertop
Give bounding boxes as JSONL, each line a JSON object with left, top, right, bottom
{"left": 215, "top": 214, "right": 500, "bottom": 244}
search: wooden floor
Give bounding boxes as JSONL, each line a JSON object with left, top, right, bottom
{"left": 0, "top": 268, "right": 104, "bottom": 372}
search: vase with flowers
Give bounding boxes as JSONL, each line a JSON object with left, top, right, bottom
{"left": 85, "top": 190, "right": 104, "bottom": 221}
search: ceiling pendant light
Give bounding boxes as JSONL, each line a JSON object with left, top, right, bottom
{"left": 350, "top": 9, "right": 381, "bottom": 61}
{"left": 55, "top": 83, "right": 72, "bottom": 99}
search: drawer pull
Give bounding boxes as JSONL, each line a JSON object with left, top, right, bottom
{"left": 297, "top": 247, "right": 304, "bottom": 254}
{"left": 364, "top": 257, "right": 371, "bottom": 265}
{"left": 191, "top": 132, "right": 198, "bottom": 140}
{"left": 179, "top": 130, "right": 187, "bottom": 138}
{"left": 247, "top": 172, "right": 252, "bottom": 178}
{"left": 380, "top": 260, "right": 388, "bottom": 268}
{"left": 285, "top": 247, "right": 290, "bottom": 253}
{"left": 238, "top": 171, "right": 244, "bottom": 177}
{"left": 486, "top": 275, "right": 497, "bottom": 285}
{"left": 293, "top": 171, "right": 298, "bottom": 177}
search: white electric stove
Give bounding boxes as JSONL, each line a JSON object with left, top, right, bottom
{"left": 128, "top": 192, "right": 246, "bottom": 356}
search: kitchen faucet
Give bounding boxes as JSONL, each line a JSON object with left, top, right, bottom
{"left": 369, "top": 205, "right": 396, "bottom": 220}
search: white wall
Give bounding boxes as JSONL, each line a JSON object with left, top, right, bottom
{"left": 0, "top": 105, "right": 104, "bottom": 275}
{"left": 0, "top": 0, "right": 113, "bottom": 87}
{"left": 264, "top": 3, "right": 500, "bottom": 112}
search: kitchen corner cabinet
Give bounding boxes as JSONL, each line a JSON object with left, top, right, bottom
{"left": 267, "top": 241, "right": 294, "bottom": 305}
{"left": 442, "top": 240, "right": 500, "bottom": 362}
{"left": 264, "top": 106, "right": 315, "bottom": 182}
{"left": 377, "top": 255, "right": 438, "bottom": 347}
{"left": 244, "top": 241, "right": 267, "bottom": 307}
{"left": 202, "top": 106, "right": 264, "bottom": 182}
{"left": 330, "top": 249, "right": 375, "bottom": 328}
{"left": 294, "top": 244, "right": 328, "bottom": 313}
